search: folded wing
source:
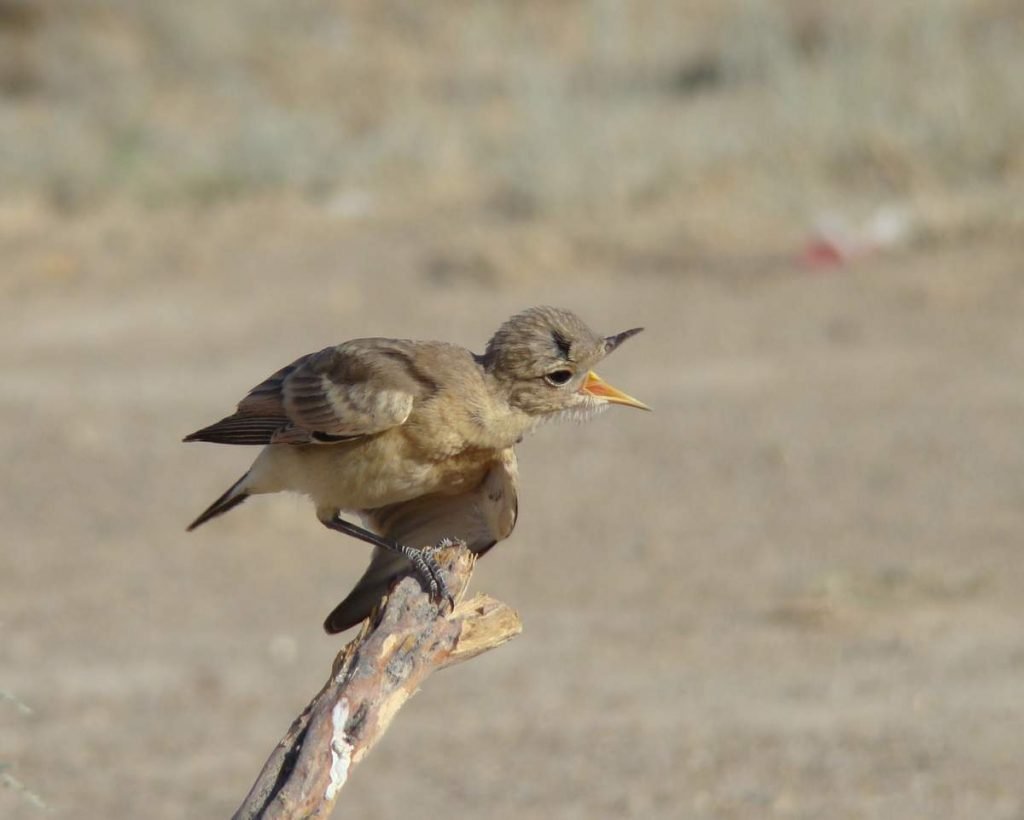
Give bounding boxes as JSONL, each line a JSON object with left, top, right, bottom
{"left": 184, "top": 340, "right": 428, "bottom": 446}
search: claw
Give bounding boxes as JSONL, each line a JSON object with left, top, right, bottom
{"left": 321, "top": 516, "right": 458, "bottom": 614}
{"left": 434, "top": 536, "right": 461, "bottom": 550}
{"left": 429, "top": 537, "right": 459, "bottom": 611}
{"left": 400, "top": 542, "right": 453, "bottom": 611}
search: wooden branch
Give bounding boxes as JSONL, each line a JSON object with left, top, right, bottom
{"left": 233, "top": 542, "right": 522, "bottom": 820}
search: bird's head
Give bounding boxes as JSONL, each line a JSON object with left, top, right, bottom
{"left": 482, "top": 306, "right": 649, "bottom": 420}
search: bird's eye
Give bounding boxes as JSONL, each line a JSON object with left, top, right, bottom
{"left": 544, "top": 369, "right": 574, "bottom": 386}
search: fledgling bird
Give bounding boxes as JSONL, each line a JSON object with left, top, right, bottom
{"left": 184, "top": 306, "right": 647, "bottom": 633}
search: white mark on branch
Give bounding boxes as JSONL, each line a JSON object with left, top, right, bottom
{"left": 326, "top": 699, "right": 353, "bottom": 802}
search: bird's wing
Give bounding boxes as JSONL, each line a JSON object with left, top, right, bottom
{"left": 322, "top": 449, "right": 519, "bottom": 633}
{"left": 185, "top": 340, "right": 430, "bottom": 446}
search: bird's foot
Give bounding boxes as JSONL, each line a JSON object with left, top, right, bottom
{"left": 399, "top": 539, "right": 457, "bottom": 612}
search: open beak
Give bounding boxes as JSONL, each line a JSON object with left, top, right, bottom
{"left": 580, "top": 371, "right": 650, "bottom": 411}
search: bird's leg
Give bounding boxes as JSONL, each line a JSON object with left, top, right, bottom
{"left": 321, "top": 515, "right": 454, "bottom": 609}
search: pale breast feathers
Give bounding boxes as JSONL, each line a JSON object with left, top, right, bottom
{"left": 363, "top": 448, "right": 519, "bottom": 553}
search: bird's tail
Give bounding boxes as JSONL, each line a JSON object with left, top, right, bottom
{"left": 322, "top": 547, "right": 410, "bottom": 634}
{"left": 187, "top": 474, "right": 250, "bottom": 531}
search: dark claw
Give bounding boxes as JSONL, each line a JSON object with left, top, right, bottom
{"left": 321, "top": 516, "right": 457, "bottom": 611}
{"left": 426, "top": 537, "right": 460, "bottom": 610}
{"left": 400, "top": 542, "right": 453, "bottom": 611}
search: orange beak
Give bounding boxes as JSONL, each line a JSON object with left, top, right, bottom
{"left": 580, "top": 371, "right": 650, "bottom": 410}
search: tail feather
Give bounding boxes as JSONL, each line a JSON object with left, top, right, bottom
{"left": 322, "top": 547, "right": 409, "bottom": 634}
{"left": 187, "top": 475, "right": 249, "bottom": 531}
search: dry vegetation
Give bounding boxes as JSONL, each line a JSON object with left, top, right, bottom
{"left": 1, "top": 1, "right": 1021, "bottom": 241}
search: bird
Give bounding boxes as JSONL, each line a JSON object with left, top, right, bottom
{"left": 184, "top": 305, "right": 648, "bottom": 633}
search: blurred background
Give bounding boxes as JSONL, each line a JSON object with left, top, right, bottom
{"left": 2, "top": 1, "right": 1022, "bottom": 818}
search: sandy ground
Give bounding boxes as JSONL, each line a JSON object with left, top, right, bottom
{"left": 1, "top": 199, "right": 1022, "bottom": 818}
{"left": 1, "top": 3, "right": 1023, "bottom": 817}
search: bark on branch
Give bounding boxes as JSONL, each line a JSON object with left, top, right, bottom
{"left": 233, "top": 543, "right": 522, "bottom": 819}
